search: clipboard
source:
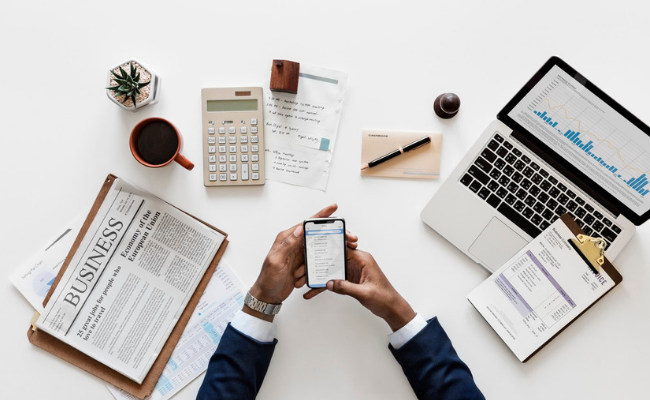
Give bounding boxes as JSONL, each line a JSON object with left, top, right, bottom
{"left": 27, "top": 174, "right": 229, "bottom": 399}
{"left": 360, "top": 130, "right": 442, "bottom": 179}
{"left": 468, "top": 214, "right": 622, "bottom": 362}
{"left": 518, "top": 214, "right": 622, "bottom": 361}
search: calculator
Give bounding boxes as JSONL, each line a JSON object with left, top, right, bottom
{"left": 201, "top": 87, "right": 265, "bottom": 186}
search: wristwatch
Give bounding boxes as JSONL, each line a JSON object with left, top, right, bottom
{"left": 244, "top": 292, "right": 282, "bottom": 315}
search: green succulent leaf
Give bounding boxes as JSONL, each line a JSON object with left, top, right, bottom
{"left": 108, "top": 62, "right": 153, "bottom": 107}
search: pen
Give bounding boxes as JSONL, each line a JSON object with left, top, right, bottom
{"left": 361, "top": 136, "right": 432, "bottom": 170}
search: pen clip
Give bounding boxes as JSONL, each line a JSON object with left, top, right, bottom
{"left": 408, "top": 141, "right": 430, "bottom": 152}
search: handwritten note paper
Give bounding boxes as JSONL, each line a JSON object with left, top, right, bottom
{"left": 264, "top": 65, "right": 348, "bottom": 191}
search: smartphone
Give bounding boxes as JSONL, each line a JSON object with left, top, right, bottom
{"left": 303, "top": 218, "right": 347, "bottom": 288}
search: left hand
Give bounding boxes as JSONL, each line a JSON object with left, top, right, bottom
{"left": 246, "top": 204, "right": 358, "bottom": 321}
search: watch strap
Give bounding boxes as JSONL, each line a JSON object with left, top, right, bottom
{"left": 244, "top": 292, "right": 282, "bottom": 315}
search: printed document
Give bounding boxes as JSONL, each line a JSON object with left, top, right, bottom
{"left": 36, "top": 178, "right": 225, "bottom": 383}
{"left": 263, "top": 64, "right": 348, "bottom": 191}
{"left": 468, "top": 218, "right": 615, "bottom": 361}
{"left": 11, "top": 214, "right": 85, "bottom": 311}
{"left": 107, "top": 259, "right": 244, "bottom": 400}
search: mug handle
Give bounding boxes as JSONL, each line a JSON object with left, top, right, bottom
{"left": 174, "top": 153, "right": 195, "bottom": 171}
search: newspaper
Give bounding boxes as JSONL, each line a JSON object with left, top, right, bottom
{"left": 36, "top": 177, "right": 225, "bottom": 384}
{"left": 106, "top": 259, "right": 244, "bottom": 400}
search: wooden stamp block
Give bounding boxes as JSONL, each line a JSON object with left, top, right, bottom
{"left": 270, "top": 59, "right": 300, "bottom": 94}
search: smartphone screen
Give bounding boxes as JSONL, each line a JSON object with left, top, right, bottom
{"left": 304, "top": 218, "right": 346, "bottom": 288}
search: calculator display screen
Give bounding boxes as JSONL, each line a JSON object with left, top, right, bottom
{"left": 207, "top": 99, "right": 258, "bottom": 112}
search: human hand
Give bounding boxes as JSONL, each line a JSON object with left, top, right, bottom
{"left": 246, "top": 204, "right": 358, "bottom": 321}
{"left": 305, "top": 249, "right": 416, "bottom": 332}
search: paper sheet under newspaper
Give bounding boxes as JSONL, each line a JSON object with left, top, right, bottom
{"left": 263, "top": 64, "right": 348, "bottom": 191}
{"left": 11, "top": 214, "right": 85, "bottom": 312}
{"left": 36, "top": 178, "right": 225, "bottom": 384}
{"left": 107, "top": 259, "right": 244, "bottom": 400}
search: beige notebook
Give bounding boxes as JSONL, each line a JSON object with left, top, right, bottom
{"left": 360, "top": 130, "right": 442, "bottom": 179}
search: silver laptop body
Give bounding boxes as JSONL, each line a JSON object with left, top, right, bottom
{"left": 421, "top": 57, "right": 649, "bottom": 272}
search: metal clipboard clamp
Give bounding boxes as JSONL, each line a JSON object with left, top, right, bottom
{"left": 568, "top": 233, "right": 607, "bottom": 274}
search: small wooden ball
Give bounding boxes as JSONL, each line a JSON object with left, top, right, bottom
{"left": 434, "top": 93, "right": 461, "bottom": 119}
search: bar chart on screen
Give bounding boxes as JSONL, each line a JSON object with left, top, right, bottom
{"left": 510, "top": 65, "right": 650, "bottom": 213}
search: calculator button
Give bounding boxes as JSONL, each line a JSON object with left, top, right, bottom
{"left": 230, "top": 173, "right": 238, "bottom": 181}
{"left": 251, "top": 145, "right": 259, "bottom": 152}
{"left": 252, "top": 172, "right": 260, "bottom": 180}
{"left": 208, "top": 127, "right": 215, "bottom": 134}
{"left": 229, "top": 145, "right": 237, "bottom": 153}
{"left": 219, "top": 155, "right": 227, "bottom": 163}
{"left": 241, "top": 154, "right": 249, "bottom": 162}
{"left": 229, "top": 136, "right": 237, "bottom": 144}
{"left": 208, "top": 155, "right": 216, "bottom": 163}
{"left": 230, "top": 164, "right": 237, "bottom": 172}
{"left": 220, "top": 173, "right": 227, "bottom": 181}
{"left": 218, "top": 127, "right": 226, "bottom": 134}
{"left": 219, "top": 164, "right": 227, "bottom": 172}
{"left": 252, "top": 154, "right": 259, "bottom": 162}
{"left": 209, "top": 173, "right": 217, "bottom": 181}
{"left": 251, "top": 127, "right": 258, "bottom": 133}
{"left": 251, "top": 118, "right": 257, "bottom": 125}
{"left": 229, "top": 154, "right": 237, "bottom": 162}
{"left": 229, "top": 127, "right": 236, "bottom": 134}
{"left": 242, "top": 164, "right": 249, "bottom": 180}
{"left": 240, "top": 136, "right": 248, "bottom": 143}
{"left": 241, "top": 145, "right": 249, "bottom": 152}
{"left": 251, "top": 135, "right": 259, "bottom": 143}
{"left": 208, "top": 137, "right": 216, "bottom": 144}
{"left": 241, "top": 127, "right": 247, "bottom": 134}
{"left": 218, "top": 146, "right": 226, "bottom": 153}
{"left": 252, "top": 163, "right": 259, "bottom": 171}
{"left": 219, "top": 137, "right": 226, "bottom": 144}
{"left": 209, "top": 165, "right": 217, "bottom": 172}
{"left": 208, "top": 146, "right": 216, "bottom": 154}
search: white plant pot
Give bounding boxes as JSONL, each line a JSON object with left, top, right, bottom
{"left": 106, "top": 59, "right": 161, "bottom": 112}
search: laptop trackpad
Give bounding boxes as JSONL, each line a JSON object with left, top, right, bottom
{"left": 469, "top": 217, "right": 528, "bottom": 271}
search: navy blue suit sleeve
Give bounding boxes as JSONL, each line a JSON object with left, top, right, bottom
{"left": 196, "top": 323, "right": 276, "bottom": 400}
{"left": 389, "top": 318, "right": 485, "bottom": 400}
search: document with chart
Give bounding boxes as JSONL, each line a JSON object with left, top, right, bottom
{"left": 468, "top": 217, "right": 621, "bottom": 362}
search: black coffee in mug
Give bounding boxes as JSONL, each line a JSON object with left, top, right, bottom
{"left": 136, "top": 120, "right": 179, "bottom": 165}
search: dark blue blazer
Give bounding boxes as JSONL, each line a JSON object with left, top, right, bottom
{"left": 196, "top": 317, "right": 484, "bottom": 400}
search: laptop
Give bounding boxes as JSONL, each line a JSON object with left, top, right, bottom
{"left": 421, "top": 56, "right": 650, "bottom": 272}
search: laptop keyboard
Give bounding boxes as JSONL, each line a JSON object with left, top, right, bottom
{"left": 459, "top": 133, "right": 621, "bottom": 247}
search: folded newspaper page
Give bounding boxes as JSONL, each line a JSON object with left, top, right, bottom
{"left": 36, "top": 177, "right": 225, "bottom": 384}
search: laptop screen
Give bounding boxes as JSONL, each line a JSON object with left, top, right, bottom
{"left": 498, "top": 57, "right": 650, "bottom": 225}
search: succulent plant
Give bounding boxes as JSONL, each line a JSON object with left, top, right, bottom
{"left": 106, "top": 62, "right": 151, "bottom": 106}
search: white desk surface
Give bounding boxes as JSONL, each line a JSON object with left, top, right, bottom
{"left": 2, "top": 1, "right": 650, "bottom": 399}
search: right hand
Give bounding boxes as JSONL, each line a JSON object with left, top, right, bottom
{"left": 306, "top": 249, "right": 416, "bottom": 332}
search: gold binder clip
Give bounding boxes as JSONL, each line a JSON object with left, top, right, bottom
{"left": 570, "top": 234, "right": 606, "bottom": 273}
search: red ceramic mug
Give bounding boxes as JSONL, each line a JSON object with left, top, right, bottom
{"left": 129, "top": 117, "right": 194, "bottom": 170}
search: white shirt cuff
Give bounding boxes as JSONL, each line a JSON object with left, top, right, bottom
{"left": 230, "top": 309, "right": 276, "bottom": 343}
{"left": 387, "top": 313, "right": 428, "bottom": 350}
